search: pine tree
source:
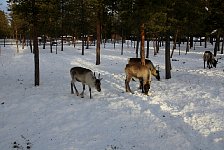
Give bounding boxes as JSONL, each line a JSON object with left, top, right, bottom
{"left": 0, "top": 10, "right": 10, "bottom": 38}
{"left": 8, "top": 0, "right": 40, "bottom": 85}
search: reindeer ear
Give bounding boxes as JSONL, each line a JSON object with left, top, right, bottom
{"left": 94, "top": 72, "right": 96, "bottom": 77}
{"left": 98, "top": 73, "right": 100, "bottom": 79}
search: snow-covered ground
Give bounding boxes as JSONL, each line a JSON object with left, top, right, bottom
{"left": 0, "top": 41, "right": 224, "bottom": 150}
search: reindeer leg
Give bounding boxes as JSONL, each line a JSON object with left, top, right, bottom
{"left": 89, "top": 86, "right": 92, "bottom": 99}
{"left": 204, "top": 61, "right": 205, "bottom": 69}
{"left": 80, "top": 83, "right": 85, "bottom": 98}
{"left": 71, "top": 82, "right": 74, "bottom": 94}
{"left": 208, "top": 61, "right": 211, "bottom": 68}
{"left": 73, "top": 82, "right": 79, "bottom": 96}
{"left": 140, "top": 80, "right": 144, "bottom": 93}
{"left": 138, "top": 77, "right": 143, "bottom": 89}
{"left": 125, "top": 79, "right": 128, "bottom": 92}
{"left": 125, "top": 77, "right": 133, "bottom": 94}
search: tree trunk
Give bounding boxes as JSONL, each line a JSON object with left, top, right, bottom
{"left": 121, "top": 28, "right": 124, "bottom": 55}
{"left": 210, "top": 36, "right": 213, "bottom": 45}
{"left": 43, "top": 35, "right": 46, "bottom": 49}
{"left": 104, "top": 33, "right": 106, "bottom": 48}
{"left": 153, "top": 38, "right": 156, "bottom": 56}
{"left": 86, "top": 35, "right": 89, "bottom": 49}
{"left": 171, "top": 29, "right": 178, "bottom": 58}
{"left": 113, "top": 33, "right": 116, "bottom": 49}
{"left": 204, "top": 36, "right": 207, "bottom": 48}
{"left": 156, "top": 37, "right": 159, "bottom": 53}
{"left": 15, "top": 28, "right": 19, "bottom": 53}
{"left": 135, "top": 37, "right": 139, "bottom": 58}
{"left": 146, "top": 37, "right": 149, "bottom": 58}
{"left": 33, "top": 30, "right": 39, "bottom": 86}
{"left": 55, "top": 39, "right": 58, "bottom": 54}
{"left": 165, "top": 33, "right": 171, "bottom": 79}
{"left": 61, "top": 0, "right": 64, "bottom": 52}
{"left": 50, "top": 38, "right": 53, "bottom": 53}
{"left": 32, "top": 0, "right": 40, "bottom": 86}
{"left": 178, "top": 37, "right": 181, "bottom": 55}
{"left": 29, "top": 38, "right": 33, "bottom": 53}
{"left": 3, "top": 37, "right": 6, "bottom": 47}
{"left": 133, "top": 36, "right": 136, "bottom": 48}
{"left": 186, "top": 36, "right": 190, "bottom": 54}
{"left": 221, "top": 35, "right": 224, "bottom": 54}
{"left": 190, "top": 36, "right": 193, "bottom": 49}
{"left": 82, "top": 34, "right": 84, "bottom": 55}
{"left": 214, "top": 30, "right": 220, "bottom": 57}
{"left": 73, "top": 35, "right": 76, "bottom": 48}
{"left": 200, "top": 37, "right": 202, "bottom": 46}
{"left": 22, "top": 35, "right": 25, "bottom": 49}
{"left": 140, "top": 23, "right": 145, "bottom": 65}
{"left": 96, "top": 12, "right": 101, "bottom": 65}
{"left": 61, "top": 36, "right": 64, "bottom": 51}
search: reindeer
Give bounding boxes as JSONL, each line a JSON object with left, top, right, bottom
{"left": 125, "top": 63, "right": 152, "bottom": 95}
{"left": 203, "top": 51, "right": 218, "bottom": 69}
{"left": 70, "top": 67, "right": 102, "bottom": 99}
{"left": 128, "top": 58, "right": 160, "bottom": 81}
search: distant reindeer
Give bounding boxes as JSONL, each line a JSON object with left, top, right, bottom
{"left": 70, "top": 67, "right": 102, "bottom": 99}
{"left": 128, "top": 58, "right": 160, "bottom": 81}
{"left": 125, "top": 63, "right": 152, "bottom": 95}
{"left": 203, "top": 51, "right": 218, "bottom": 69}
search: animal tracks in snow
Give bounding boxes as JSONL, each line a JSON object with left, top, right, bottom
{"left": 12, "top": 135, "right": 32, "bottom": 150}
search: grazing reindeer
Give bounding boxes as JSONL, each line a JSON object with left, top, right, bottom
{"left": 203, "top": 51, "right": 218, "bottom": 69}
{"left": 128, "top": 58, "right": 160, "bottom": 81}
{"left": 70, "top": 67, "right": 102, "bottom": 99}
{"left": 125, "top": 63, "right": 152, "bottom": 95}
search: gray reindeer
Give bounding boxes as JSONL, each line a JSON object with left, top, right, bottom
{"left": 70, "top": 67, "right": 102, "bottom": 99}
{"left": 203, "top": 51, "right": 218, "bottom": 69}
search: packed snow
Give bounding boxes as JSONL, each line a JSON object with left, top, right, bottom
{"left": 0, "top": 40, "right": 224, "bottom": 150}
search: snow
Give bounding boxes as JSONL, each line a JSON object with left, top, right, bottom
{"left": 0, "top": 41, "right": 224, "bottom": 150}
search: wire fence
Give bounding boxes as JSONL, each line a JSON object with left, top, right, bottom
{"left": 0, "top": 39, "right": 91, "bottom": 47}
{"left": 0, "top": 39, "right": 18, "bottom": 45}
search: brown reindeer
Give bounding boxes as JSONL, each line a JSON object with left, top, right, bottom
{"left": 128, "top": 58, "right": 160, "bottom": 81}
{"left": 125, "top": 63, "right": 152, "bottom": 95}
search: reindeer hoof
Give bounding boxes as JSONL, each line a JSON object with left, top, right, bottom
{"left": 129, "top": 90, "right": 134, "bottom": 94}
{"left": 126, "top": 90, "right": 132, "bottom": 93}
{"left": 80, "top": 93, "right": 84, "bottom": 98}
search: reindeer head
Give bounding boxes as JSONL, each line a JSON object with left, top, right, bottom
{"left": 211, "top": 58, "right": 220, "bottom": 68}
{"left": 155, "top": 70, "right": 160, "bottom": 80}
{"left": 212, "top": 57, "right": 222, "bottom": 68}
{"left": 214, "top": 57, "right": 222, "bottom": 68}
{"left": 94, "top": 73, "right": 103, "bottom": 92}
{"left": 155, "top": 65, "right": 160, "bottom": 81}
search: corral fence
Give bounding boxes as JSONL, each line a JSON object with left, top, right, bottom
{"left": 0, "top": 39, "right": 18, "bottom": 46}
{"left": 0, "top": 38, "right": 94, "bottom": 47}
